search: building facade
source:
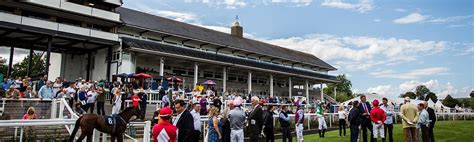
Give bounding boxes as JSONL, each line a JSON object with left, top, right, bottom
{"left": 0, "top": 0, "right": 338, "bottom": 102}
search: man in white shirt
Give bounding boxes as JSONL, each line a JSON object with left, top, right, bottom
{"left": 380, "top": 98, "right": 394, "bottom": 142}
{"left": 190, "top": 103, "right": 201, "bottom": 142}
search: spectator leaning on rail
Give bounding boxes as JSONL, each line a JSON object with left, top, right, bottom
{"left": 5, "top": 84, "right": 20, "bottom": 99}
{"left": 39, "top": 81, "right": 53, "bottom": 99}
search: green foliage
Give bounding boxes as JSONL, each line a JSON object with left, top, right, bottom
{"left": 459, "top": 99, "right": 471, "bottom": 108}
{"left": 10, "top": 53, "right": 46, "bottom": 78}
{"left": 470, "top": 91, "right": 474, "bottom": 98}
{"left": 442, "top": 95, "right": 459, "bottom": 108}
{"left": 424, "top": 92, "right": 438, "bottom": 103}
{"left": 0, "top": 57, "right": 7, "bottom": 78}
{"left": 470, "top": 97, "right": 474, "bottom": 110}
{"left": 400, "top": 91, "right": 416, "bottom": 99}
{"left": 415, "top": 85, "right": 430, "bottom": 100}
{"left": 323, "top": 74, "right": 353, "bottom": 102}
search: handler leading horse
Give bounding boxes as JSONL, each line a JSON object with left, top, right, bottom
{"left": 68, "top": 107, "right": 143, "bottom": 142}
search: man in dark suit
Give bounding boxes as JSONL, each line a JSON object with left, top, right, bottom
{"left": 349, "top": 101, "right": 361, "bottom": 142}
{"left": 358, "top": 95, "right": 375, "bottom": 142}
{"left": 423, "top": 101, "right": 436, "bottom": 142}
{"left": 248, "top": 96, "right": 264, "bottom": 142}
{"left": 173, "top": 99, "right": 194, "bottom": 142}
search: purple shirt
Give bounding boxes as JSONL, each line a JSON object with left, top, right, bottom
{"left": 200, "top": 98, "right": 207, "bottom": 110}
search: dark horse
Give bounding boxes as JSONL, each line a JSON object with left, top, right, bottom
{"left": 68, "top": 107, "right": 143, "bottom": 142}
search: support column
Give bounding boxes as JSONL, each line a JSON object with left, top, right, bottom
{"left": 86, "top": 52, "right": 91, "bottom": 81}
{"left": 27, "top": 48, "right": 33, "bottom": 77}
{"left": 194, "top": 62, "right": 198, "bottom": 87}
{"left": 45, "top": 37, "right": 52, "bottom": 79}
{"left": 320, "top": 83, "right": 324, "bottom": 102}
{"left": 106, "top": 47, "right": 112, "bottom": 81}
{"left": 334, "top": 86, "right": 337, "bottom": 102}
{"left": 222, "top": 67, "right": 227, "bottom": 93}
{"left": 6, "top": 47, "right": 14, "bottom": 78}
{"left": 248, "top": 71, "right": 252, "bottom": 95}
{"left": 288, "top": 77, "right": 292, "bottom": 100}
{"left": 270, "top": 74, "right": 274, "bottom": 97}
{"left": 305, "top": 80, "right": 309, "bottom": 102}
{"left": 159, "top": 57, "right": 164, "bottom": 81}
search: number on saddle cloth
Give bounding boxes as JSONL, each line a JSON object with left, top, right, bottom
{"left": 105, "top": 115, "right": 116, "bottom": 125}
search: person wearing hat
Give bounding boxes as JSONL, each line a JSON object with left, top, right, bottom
{"left": 229, "top": 97, "right": 245, "bottom": 142}
{"left": 316, "top": 101, "right": 327, "bottom": 138}
{"left": 295, "top": 101, "right": 305, "bottom": 142}
{"left": 370, "top": 100, "right": 386, "bottom": 142}
{"left": 5, "top": 84, "right": 20, "bottom": 99}
{"left": 400, "top": 97, "right": 419, "bottom": 142}
{"left": 152, "top": 107, "right": 178, "bottom": 142}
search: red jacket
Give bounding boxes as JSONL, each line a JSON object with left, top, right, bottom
{"left": 370, "top": 106, "right": 386, "bottom": 123}
{"left": 153, "top": 121, "right": 177, "bottom": 142}
{"left": 132, "top": 95, "right": 140, "bottom": 107}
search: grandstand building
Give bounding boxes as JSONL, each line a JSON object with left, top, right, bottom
{"left": 0, "top": 0, "right": 337, "bottom": 101}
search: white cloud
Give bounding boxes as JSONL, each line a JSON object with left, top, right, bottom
{"left": 321, "top": 0, "right": 374, "bottom": 13}
{"left": 153, "top": 10, "right": 199, "bottom": 23}
{"left": 394, "top": 8, "right": 406, "bottom": 12}
{"left": 393, "top": 13, "right": 473, "bottom": 25}
{"left": 447, "top": 24, "right": 466, "bottom": 28}
{"left": 369, "top": 67, "right": 449, "bottom": 79}
{"left": 262, "top": 34, "right": 447, "bottom": 71}
{"left": 393, "top": 13, "right": 426, "bottom": 24}
{"left": 373, "top": 19, "right": 381, "bottom": 22}
{"left": 399, "top": 80, "right": 440, "bottom": 93}
{"left": 367, "top": 85, "right": 396, "bottom": 96}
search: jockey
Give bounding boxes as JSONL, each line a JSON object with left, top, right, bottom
{"left": 152, "top": 107, "right": 178, "bottom": 142}
{"left": 316, "top": 101, "right": 327, "bottom": 138}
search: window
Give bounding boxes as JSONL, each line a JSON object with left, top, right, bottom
{"left": 0, "top": 5, "right": 14, "bottom": 13}
{"left": 22, "top": 10, "right": 50, "bottom": 21}
{"left": 215, "top": 73, "right": 222, "bottom": 79}
{"left": 228, "top": 75, "right": 237, "bottom": 81}
{"left": 187, "top": 69, "right": 194, "bottom": 76}
{"left": 112, "top": 51, "right": 121, "bottom": 62}
{"left": 172, "top": 67, "right": 186, "bottom": 75}
{"left": 204, "top": 71, "right": 213, "bottom": 78}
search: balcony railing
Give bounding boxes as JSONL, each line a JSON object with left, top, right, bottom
{"left": 20, "top": 0, "right": 120, "bottom": 22}
{"left": 0, "top": 12, "right": 119, "bottom": 41}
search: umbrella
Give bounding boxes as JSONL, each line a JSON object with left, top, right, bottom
{"left": 202, "top": 80, "right": 216, "bottom": 85}
{"left": 167, "top": 76, "right": 183, "bottom": 82}
{"left": 134, "top": 73, "right": 152, "bottom": 78}
{"left": 115, "top": 73, "right": 128, "bottom": 78}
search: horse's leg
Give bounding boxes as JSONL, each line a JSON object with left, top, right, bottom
{"left": 117, "top": 134, "right": 124, "bottom": 142}
{"left": 77, "top": 133, "right": 86, "bottom": 141}
{"left": 86, "top": 132, "right": 93, "bottom": 142}
{"left": 111, "top": 135, "right": 116, "bottom": 142}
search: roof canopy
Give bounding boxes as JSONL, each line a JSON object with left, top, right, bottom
{"left": 116, "top": 7, "right": 336, "bottom": 71}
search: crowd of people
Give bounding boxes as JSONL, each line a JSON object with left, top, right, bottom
{"left": 1, "top": 75, "right": 440, "bottom": 142}
{"left": 347, "top": 95, "right": 436, "bottom": 142}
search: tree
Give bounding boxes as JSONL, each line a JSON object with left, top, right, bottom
{"left": 323, "top": 74, "right": 353, "bottom": 102}
{"left": 10, "top": 53, "right": 46, "bottom": 78}
{"left": 470, "top": 91, "right": 474, "bottom": 98}
{"left": 415, "top": 85, "right": 430, "bottom": 100}
{"left": 0, "top": 57, "right": 7, "bottom": 77}
{"left": 442, "top": 95, "right": 459, "bottom": 108}
{"left": 400, "top": 91, "right": 416, "bottom": 99}
{"left": 424, "top": 92, "right": 438, "bottom": 103}
{"left": 470, "top": 97, "right": 474, "bottom": 110}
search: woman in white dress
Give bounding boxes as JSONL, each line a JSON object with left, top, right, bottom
{"left": 111, "top": 88, "right": 122, "bottom": 114}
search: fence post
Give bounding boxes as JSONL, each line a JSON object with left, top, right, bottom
{"left": 329, "top": 114, "right": 332, "bottom": 128}
{"left": 59, "top": 99, "right": 65, "bottom": 118}
{"left": 144, "top": 121, "right": 151, "bottom": 142}
{"left": 102, "top": 132, "right": 107, "bottom": 142}
{"left": 19, "top": 127, "right": 23, "bottom": 142}
{"left": 93, "top": 129, "right": 100, "bottom": 142}
{"left": 307, "top": 115, "right": 310, "bottom": 130}
{"left": 51, "top": 99, "right": 57, "bottom": 119}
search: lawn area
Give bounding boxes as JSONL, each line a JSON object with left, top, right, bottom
{"left": 276, "top": 121, "right": 474, "bottom": 142}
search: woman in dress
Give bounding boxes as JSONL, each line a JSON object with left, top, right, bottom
{"left": 111, "top": 87, "right": 122, "bottom": 114}
{"left": 207, "top": 107, "right": 222, "bottom": 142}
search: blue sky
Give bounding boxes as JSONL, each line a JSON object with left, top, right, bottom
{"left": 121, "top": 0, "right": 474, "bottom": 98}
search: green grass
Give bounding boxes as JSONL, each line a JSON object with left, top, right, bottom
{"left": 276, "top": 121, "right": 474, "bottom": 142}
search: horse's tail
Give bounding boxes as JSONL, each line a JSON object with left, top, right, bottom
{"left": 68, "top": 116, "right": 82, "bottom": 142}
